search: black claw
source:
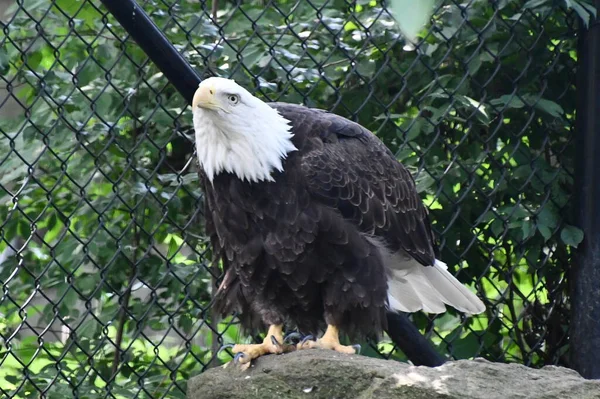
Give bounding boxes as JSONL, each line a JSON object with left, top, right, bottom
{"left": 270, "top": 335, "right": 282, "bottom": 347}
{"left": 351, "top": 344, "right": 361, "bottom": 354}
{"left": 218, "top": 344, "right": 234, "bottom": 356}
{"left": 233, "top": 352, "right": 245, "bottom": 363}
{"left": 284, "top": 332, "right": 303, "bottom": 344}
{"left": 300, "top": 335, "right": 315, "bottom": 345}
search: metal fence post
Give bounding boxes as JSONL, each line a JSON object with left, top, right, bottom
{"left": 99, "top": 0, "right": 202, "bottom": 104}
{"left": 571, "top": 3, "right": 600, "bottom": 380}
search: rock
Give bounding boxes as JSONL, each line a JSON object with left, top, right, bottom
{"left": 187, "top": 350, "right": 600, "bottom": 399}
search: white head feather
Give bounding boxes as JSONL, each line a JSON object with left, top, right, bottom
{"left": 191, "top": 77, "right": 297, "bottom": 183}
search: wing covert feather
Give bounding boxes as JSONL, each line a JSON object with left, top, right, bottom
{"left": 292, "top": 110, "right": 437, "bottom": 266}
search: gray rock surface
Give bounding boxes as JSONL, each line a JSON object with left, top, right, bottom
{"left": 187, "top": 350, "right": 600, "bottom": 399}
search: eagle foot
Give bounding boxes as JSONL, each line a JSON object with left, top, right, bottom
{"left": 296, "top": 325, "right": 360, "bottom": 354}
{"left": 227, "top": 325, "right": 295, "bottom": 370}
{"left": 297, "top": 338, "right": 360, "bottom": 354}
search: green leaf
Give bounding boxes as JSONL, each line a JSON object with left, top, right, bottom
{"left": 77, "top": 273, "right": 100, "bottom": 293}
{"left": 93, "top": 93, "right": 114, "bottom": 118}
{"left": 451, "top": 332, "right": 494, "bottom": 359}
{"left": 26, "top": 51, "right": 43, "bottom": 70}
{"left": 178, "top": 313, "right": 193, "bottom": 334}
{"left": 241, "top": 46, "right": 266, "bottom": 69}
{"left": 457, "top": 95, "right": 490, "bottom": 124}
{"left": 167, "top": 235, "right": 183, "bottom": 259}
{"left": 522, "top": 220, "right": 534, "bottom": 239}
{"left": 54, "top": 0, "right": 100, "bottom": 29}
{"left": 524, "top": 0, "right": 552, "bottom": 9}
{"left": 489, "top": 95, "right": 525, "bottom": 109}
{"left": 415, "top": 173, "right": 436, "bottom": 193}
{"left": 527, "top": 97, "right": 564, "bottom": 118}
{"left": 388, "top": 0, "right": 435, "bottom": 44}
{"left": 401, "top": 117, "right": 424, "bottom": 141}
{"left": 0, "top": 47, "right": 9, "bottom": 75}
{"left": 537, "top": 206, "right": 559, "bottom": 229}
{"left": 560, "top": 224, "right": 584, "bottom": 247}
{"left": 538, "top": 225, "right": 553, "bottom": 240}
{"left": 564, "top": 0, "right": 597, "bottom": 28}
{"left": 77, "top": 317, "right": 101, "bottom": 339}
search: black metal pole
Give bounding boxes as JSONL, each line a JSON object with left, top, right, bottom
{"left": 99, "top": 0, "right": 447, "bottom": 368}
{"left": 99, "top": 0, "right": 202, "bottom": 104}
{"left": 571, "top": 5, "right": 600, "bottom": 380}
{"left": 385, "top": 312, "right": 446, "bottom": 367}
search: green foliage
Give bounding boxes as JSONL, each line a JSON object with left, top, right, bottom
{"left": 0, "top": 0, "right": 591, "bottom": 397}
{"left": 388, "top": 0, "right": 436, "bottom": 44}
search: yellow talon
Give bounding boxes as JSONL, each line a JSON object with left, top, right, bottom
{"left": 296, "top": 325, "right": 359, "bottom": 354}
{"left": 229, "top": 324, "right": 295, "bottom": 370}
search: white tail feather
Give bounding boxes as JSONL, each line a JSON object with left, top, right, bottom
{"left": 362, "top": 234, "right": 485, "bottom": 315}
{"left": 387, "top": 267, "right": 448, "bottom": 313}
{"left": 386, "top": 258, "right": 485, "bottom": 315}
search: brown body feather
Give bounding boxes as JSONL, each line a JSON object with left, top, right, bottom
{"left": 204, "top": 103, "right": 437, "bottom": 339}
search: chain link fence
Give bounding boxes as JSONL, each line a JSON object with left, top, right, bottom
{"left": 0, "top": 0, "right": 592, "bottom": 397}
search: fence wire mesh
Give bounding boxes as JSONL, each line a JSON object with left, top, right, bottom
{"left": 0, "top": 0, "right": 590, "bottom": 397}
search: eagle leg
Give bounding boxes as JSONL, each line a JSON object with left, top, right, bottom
{"left": 230, "top": 324, "right": 295, "bottom": 370}
{"left": 296, "top": 325, "right": 359, "bottom": 354}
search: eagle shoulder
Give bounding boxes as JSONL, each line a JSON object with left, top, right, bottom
{"left": 270, "top": 102, "right": 437, "bottom": 266}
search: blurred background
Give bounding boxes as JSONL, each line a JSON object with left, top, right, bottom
{"left": 0, "top": 0, "right": 596, "bottom": 397}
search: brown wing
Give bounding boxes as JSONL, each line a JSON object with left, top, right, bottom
{"left": 271, "top": 104, "right": 437, "bottom": 266}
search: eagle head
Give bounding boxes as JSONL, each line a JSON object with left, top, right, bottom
{"left": 192, "top": 77, "right": 297, "bottom": 183}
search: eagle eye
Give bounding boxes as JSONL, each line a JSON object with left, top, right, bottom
{"left": 227, "top": 94, "right": 239, "bottom": 105}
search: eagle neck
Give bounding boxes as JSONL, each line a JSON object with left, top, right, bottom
{"left": 193, "top": 107, "right": 297, "bottom": 184}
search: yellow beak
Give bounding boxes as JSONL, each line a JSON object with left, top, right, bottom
{"left": 192, "top": 84, "right": 220, "bottom": 110}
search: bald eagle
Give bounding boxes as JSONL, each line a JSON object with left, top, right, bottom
{"left": 192, "top": 77, "right": 485, "bottom": 368}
